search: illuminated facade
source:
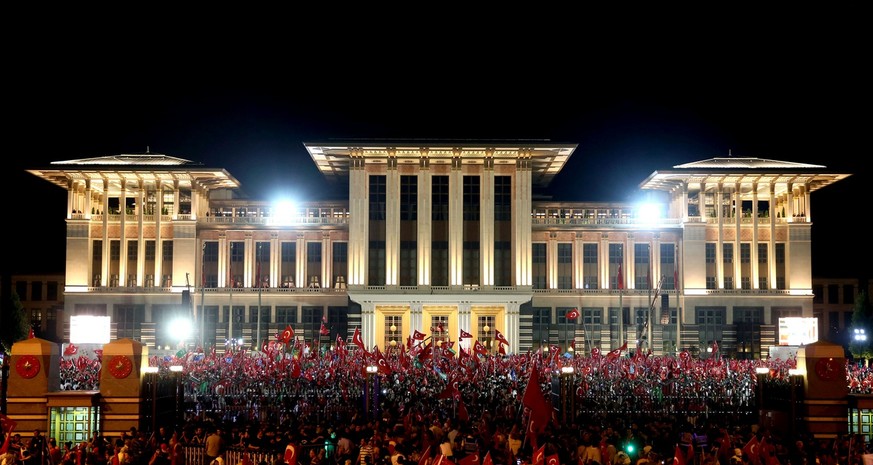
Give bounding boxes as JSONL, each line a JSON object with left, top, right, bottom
{"left": 26, "top": 142, "right": 851, "bottom": 358}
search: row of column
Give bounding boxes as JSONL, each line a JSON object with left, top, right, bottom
{"left": 347, "top": 154, "right": 533, "bottom": 287}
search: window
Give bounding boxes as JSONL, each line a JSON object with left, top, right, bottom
{"left": 532, "top": 243, "right": 547, "bottom": 289}
{"left": 531, "top": 308, "right": 551, "bottom": 351}
{"left": 431, "top": 315, "right": 450, "bottom": 346}
{"left": 306, "top": 242, "right": 322, "bottom": 287}
{"left": 203, "top": 242, "right": 219, "bottom": 288}
{"left": 706, "top": 276, "right": 717, "bottom": 290}
{"left": 723, "top": 243, "right": 733, "bottom": 264}
{"left": 583, "top": 243, "right": 599, "bottom": 289}
{"left": 400, "top": 241, "right": 417, "bottom": 286}
{"left": 276, "top": 306, "right": 297, "bottom": 325}
{"left": 115, "top": 305, "right": 144, "bottom": 340}
{"left": 660, "top": 243, "right": 676, "bottom": 290}
{"left": 557, "top": 307, "right": 576, "bottom": 349}
{"left": 463, "top": 176, "right": 480, "bottom": 221}
{"left": 369, "top": 175, "right": 386, "bottom": 221}
{"left": 813, "top": 286, "right": 825, "bottom": 304}
{"left": 844, "top": 284, "right": 856, "bottom": 305}
{"left": 634, "top": 243, "right": 651, "bottom": 289}
{"left": 696, "top": 307, "right": 726, "bottom": 351}
{"left": 31, "top": 281, "right": 43, "bottom": 301}
{"left": 705, "top": 243, "right": 716, "bottom": 264}
{"left": 828, "top": 284, "right": 839, "bottom": 304}
{"left": 740, "top": 243, "right": 751, "bottom": 264}
{"left": 724, "top": 276, "right": 733, "bottom": 290}
{"left": 302, "top": 307, "right": 322, "bottom": 342}
{"left": 16, "top": 281, "right": 27, "bottom": 299}
{"left": 609, "top": 243, "right": 623, "bottom": 290}
{"left": 740, "top": 277, "right": 750, "bottom": 290}
{"left": 385, "top": 315, "right": 404, "bottom": 351}
{"left": 734, "top": 307, "right": 764, "bottom": 324}
{"left": 582, "top": 308, "right": 602, "bottom": 325}
{"left": 333, "top": 242, "right": 348, "bottom": 288}
{"left": 400, "top": 175, "right": 418, "bottom": 221}
{"left": 47, "top": 282, "right": 58, "bottom": 301}
{"left": 477, "top": 315, "right": 496, "bottom": 352}
{"left": 558, "top": 244, "right": 573, "bottom": 289}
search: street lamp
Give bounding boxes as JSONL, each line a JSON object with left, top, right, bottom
{"left": 143, "top": 366, "right": 159, "bottom": 433}
{"left": 390, "top": 324, "right": 397, "bottom": 355}
{"left": 561, "top": 366, "right": 575, "bottom": 424}
{"left": 755, "top": 366, "right": 769, "bottom": 425}
{"left": 170, "top": 365, "right": 183, "bottom": 429}
{"left": 855, "top": 328, "right": 867, "bottom": 341}
{"left": 365, "top": 365, "right": 378, "bottom": 419}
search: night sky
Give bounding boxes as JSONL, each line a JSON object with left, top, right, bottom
{"left": 6, "top": 33, "right": 869, "bottom": 280}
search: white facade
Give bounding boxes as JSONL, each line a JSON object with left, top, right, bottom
{"left": 26, "top": 144, "right": 851, "bottom": 358}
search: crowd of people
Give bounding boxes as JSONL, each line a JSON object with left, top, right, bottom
{"left": 6, "top": 341, "right": 873, "bottom": 465}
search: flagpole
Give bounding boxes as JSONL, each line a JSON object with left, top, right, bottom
{"left": 257, "top": 243, "right": 262, "bottom": 351}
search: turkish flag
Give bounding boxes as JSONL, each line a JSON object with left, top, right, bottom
{"left": 373, "top": 346, "right": 392, "bottom": 375}
{"left": 280, "top": 325, "right": 294, "bottom": 344}
{"left": 495, "top": 329, "right": 509, "bottom": 346}
{"left": 617, "top": 263, "right": 624, "bottom": 290}
{"left": 413, "top": 329, "right": 426, "bottom": 340}
{"left": 546, "top": 454, "right": 560, "bottom": 465}
{"left": 64, "top": 344, "right": 79, "bottom": 356}
{"left": 522, "top": 368, "right": 552, "bottom": 440}
{"left": 352, "top": 327, "right": 368, "bottom": 354}
{"left": 591, "top": 347, "right": 601, "bottom": 358}
{"left": 533, "top": 445, "right": 546, "bottom": 465}
{"left": 607, "top": 342, "right": 627, "bottom": 361}
{"left": 473, "top": 340, "right": 488, "bottom": 356}
{"left": 566, "top": 308, "right": 580, "bottom": 320}
{"left": 481, "top": 452, "right": 493, "bottom": 465}
{"left": 320, "top": 321, "right": 330, "bottom": 336}
{"left": 459, "top": 329, "right": 473, "bottom": 339}
{"left": 459, "top": 452, "right": 479, "bottom": 465}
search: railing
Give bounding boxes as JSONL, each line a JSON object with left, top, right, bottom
{"left": 531, "top": 217, "right": 683, "bottom": 226}
{"left": 201, "top": 216, "right": 349, "bottom": 225}
{"left": 182, "top": 444, "right": 325, "bottom": 465}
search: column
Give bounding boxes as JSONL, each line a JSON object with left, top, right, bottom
{"left": 449, "top": 151, "right": 463, "bottom": 286}
{"left": 361, "top": 302, "right": 376, "bottom": 349}
{"left": 751, "top": 183, "right": 759, "bottom": 289}
{"left": 417, "top": 154, "right": 432, "bottom": 286}
{"left": 155, "top": 182, "right": 163, "bottom": 285}
{"left": 652, "top": 233, "right": 661, "bottom": 289}
{"left": 244, "top": 233, "right": 253, "bottom": 287}
{"left": 680, "top": 182, "right": 689, "bottom": 222}
{"left": 296, "top": 234, "right": 306, "bottom": 290}
{"left": 101, "top": 180, "right": 110, "bottom": 286}
{"left": 548, "top": 233, "right": 557, "bottom": 289}
{"left": 218, "top": 233, "right": 228, "bottom": 288}
{"left": 600, "top": 233, "right": 610, "bottom": 290}
{"left": 85, "top": 179, "right": 93, "bottom": 219}
{"left": 410, "top": 302, "right": 423, "bottom": 336}
{"left": 322, "top": 231, "right": 332, "bottom": 289}
{"left": 627, "top": 234, "right": 635, "bottom": 289}
{"left": 514, "top": 154, "right": 533, "bottom": 286}
{"left": 481, "top": 152, "right": 495, "bottom": 286}
{"left": 505, "top": 302, "right": 521, "bottom": 355}
{"left": 769, "top": 183, "right": 777, "bottom": 289}
{"left": 734, "top": 182, "right": 741, "bottom": 289}
{"left": 66, "top": 179, "right": 75, "bottom": 219}
{"left": 786, "top": 182, "right": 795, "bottom": 221}
{"left": 137, "top": 185, "right": 145, "bottom": 287}
{"left": 119, "top": 180, "right": 128, "bottom": 286}
{"left": 574, "top": 233, "right": 584, "bottom": 289}
{"left": 458, "top": 303, "right": 472, "bottom": 351}
{"left": 271, "top": 233, "right": 280, "bottom": 288}
{"left": 715, "top": 183, "right": 724, "bottom": 289}
{"left": 348, "top": 154, "right": 368, "bottom": 286}
{"left": 172, "top": 180, "right": 180, "bottom": 220}
{"left": 386, "top": 151, "right": 400, "bottom": 286}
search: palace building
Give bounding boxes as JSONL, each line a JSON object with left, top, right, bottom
{"left": 25, "top": 141, "right": 852, "bottom": 358}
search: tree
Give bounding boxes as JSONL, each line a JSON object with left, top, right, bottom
{"left": 0, "top": 290, "right": 29, "bottom": 354}
{"left": 848, "top": 290, "right": 873, "bottom": 363}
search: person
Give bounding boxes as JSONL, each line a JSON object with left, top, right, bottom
{"left": 205, "top": 429, "right": 224, "bottom": 465}
{"left": 50, "top": 438, "right": 63, "bottom": 465}
{"left": 149, "top": 444, "right": 171, "bottom": 465}
{"left": 387, "top": 442, "right": 405, "bottom": 465}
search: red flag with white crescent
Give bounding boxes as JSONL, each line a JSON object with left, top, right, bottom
{"left": 473, "top": 340, "right": 488, "bottom": 356}
{"left": 495, "top": 329, "right": 509, "bottom": 346}
{"left": 481, "top": 452, "right": 493, "bottom": 465}
{"left": 566, "top": 308, "right": 580, "bottom": 320}
{"left": 413, "top": 329, "right": 426, "bottom": 340}
{"left": 352, "top": 327, "right": 369, "bottom": 354}
{"left": 374, "top": 346, "right": 392, "bottom": 375}
{"left": 280, "top": 325, "right": 294, "bottom": 344}
{"left": 320, "top": 321, "right": 330, "bottom": 336}
{"left": 533, "top": 445, "right": 546, "bottom": 465}
{"left": 546, "top": 454, "right": 560, "bottom": 465}
{"left": 459, "top": 329, "right": 473, "bottom": 339}
{"left": 459, "top": 451, "right": 478, "bottom": 465}
{"left": 64, "top": 344, "right": 79, "bottom": 356}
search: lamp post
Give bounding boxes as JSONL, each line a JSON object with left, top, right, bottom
{"left": 170, "top": 365, "right": 183, "bottom": 429}
{"left": 365, "top": 365, "right": 378, "bottom": 419}
{"left": 755, "top": 366, "right": 769, "bottom": 425}
{"left": 561, "top": 366, "right": 575, "bottom": 424}
{"left": 143, "top": 366, "right": 159, "bottom": 434}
